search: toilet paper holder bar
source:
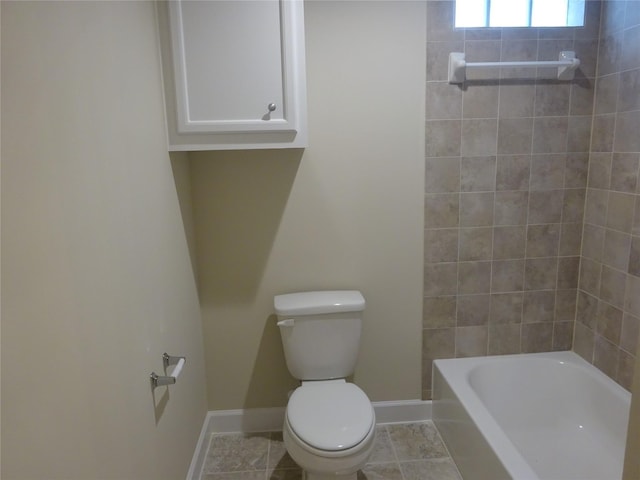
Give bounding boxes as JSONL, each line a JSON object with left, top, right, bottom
{"left": 150, "top": 353, "right": 186, "bottom": 388}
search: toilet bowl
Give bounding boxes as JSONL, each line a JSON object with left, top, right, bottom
{"left": 274, "top": 291, "right": 375, "bottom": 480}
{"left": 283, "top": 379, "right": 376, "bottom": 480}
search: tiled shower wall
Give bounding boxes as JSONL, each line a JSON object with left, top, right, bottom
{"left": 422, "top": 0, "right": 602, "bottom": 398}
{"left": 574, "top": 0, "right": 640, "bottom": 390}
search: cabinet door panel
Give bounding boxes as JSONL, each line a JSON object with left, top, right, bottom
{"left": 177, "top": 1, "right": 284, "bottom": 126}
{"left": 158, "top": 0, "right": 307, "bottom": 150}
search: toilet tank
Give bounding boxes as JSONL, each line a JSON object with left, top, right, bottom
{"left": 274, "top": 291, "right": 365, "bottom": 381}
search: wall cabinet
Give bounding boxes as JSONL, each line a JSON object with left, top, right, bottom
{"left": 157, "top": 0, "right": 307, "bottom": 151}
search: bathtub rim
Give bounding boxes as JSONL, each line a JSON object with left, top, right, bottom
{"left": 432, "top": 350, "right": 631, "bottom": 480}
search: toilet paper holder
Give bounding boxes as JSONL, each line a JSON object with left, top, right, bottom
{"left": 150, "top": 353, "right": 186, "bottom": 388}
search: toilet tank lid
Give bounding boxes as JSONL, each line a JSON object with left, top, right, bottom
{"left": 274, "top": 290, "right": 365, "bottom": 316}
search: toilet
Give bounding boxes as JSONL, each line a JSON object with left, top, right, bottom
{"left": 274, "top": 290, "right": 376, "bottom": 480}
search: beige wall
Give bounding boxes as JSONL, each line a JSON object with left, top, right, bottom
{"left": 1, "top": 2, "right": 207, "bottom": 479}
{"left": 192, "top": 1, "right": 426, "bottom": 410}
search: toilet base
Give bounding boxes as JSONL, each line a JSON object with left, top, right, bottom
{"left": 283, "top": 413, "right": 375, "bottom": 480}
{"left": 304, "top": 471, "right": 357, "bottom": 480}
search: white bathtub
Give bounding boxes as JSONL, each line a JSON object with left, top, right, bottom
{"left": 433, "top": 351, "right": 631, "bottom": 480}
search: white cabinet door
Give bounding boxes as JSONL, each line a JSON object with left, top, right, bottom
{"left": 157, "top": 0, "right": 307, "bottom": 150}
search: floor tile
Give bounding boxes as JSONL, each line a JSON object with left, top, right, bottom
{"left": 387, "top": 422, "right": 449, "bottom": 461}
{"left": 367, "top": 426, "right": 396, "bottom": 464}
{"left": 199, "top": 422, "right": 461, "bottom": 480}
{"left": 203, "top": 432, "right": 270, "bottom": 474}
{"left": 400, "top": 458, "right": 463, "bottom": 480}
{"left": 357, "top": 462, "right": 404, "bottom": 480}
{"left": 268, "top": 432, "right": 299, "bottom": 470}
{"left": 267, "top": 468, "right": 303, "bottom": 479}
{"left": 201, "top": 472, "right": 265, "bottom": 480}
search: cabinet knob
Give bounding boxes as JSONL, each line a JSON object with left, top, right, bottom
{"left": 268, "top": 103, "right": 277, "bottom": 112}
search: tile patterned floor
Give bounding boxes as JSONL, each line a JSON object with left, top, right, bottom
{"left": 200, "top": 421, "right": 462, "bottom": 480}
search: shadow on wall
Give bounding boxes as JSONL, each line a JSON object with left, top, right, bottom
{"left": 244, "top": 313, "right": 295, "bottom": 412}
{"left": 170, "top": 151, "right": 199, "bottom": 285}
{"left": 189, "top": 149, "right": 304, "bottom": 305}
{"left": 188, "top": 149, "right": 304, "bottom": 409}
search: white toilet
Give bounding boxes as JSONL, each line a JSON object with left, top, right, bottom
{"left": 274, "top": 290, "right": 376, "bottom": 480}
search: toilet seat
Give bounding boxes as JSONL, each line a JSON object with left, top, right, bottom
{"left": 286, "top": 380, "right": 375, "bottom": 452}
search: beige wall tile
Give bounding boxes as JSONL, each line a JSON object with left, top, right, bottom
{"left": 594, "top": 73, "right": 620, "bottom": 115}
{"left": 574, "top": 322, "right": 596, "bottom": 362}
{"left": 578, "top": 290, "right": 599, "bottom": 330}
{"left": 426, "top": 82, "right": 462, "bottom": 119}
{"left": 559, "top": 223, "right": 583, "bottom": 256}
{"left": 491, "top": 259, "right": 525, "bottom": 292}
{"left": 629, "top": 236, "right": 640, "bottom": 276}
{"left": 490, "top": 292, "right": 524, "bottom": 324}
{"left": 458, "top": 261, "right": 492, "bottom": 294}
{"left": 597, "top": 301, "right": 624, "bottom": 344}
{"left": 532, "top": 117, "right": 569, "bottom": 153}
{"left": 427, "top": 41, "right": 464, "bottom": 81}
{"left": 606, "top": 192, "right": 635, "bottom": 233}
{"left": 494, "top": 226, "right": 526, "bottom": 259}
{"left": 424, "top": 228, "right": 459, "bottom": 264}
{"left": 535, "top": 83, "right": 571, "bottom": 117}
{"left": 614, "top": 110, "right": 640, "bottom": 152}
{"left": 459, "top": 192, "right": 494, "bottom": 226}
{"left": 526, "top": 224, "right": 561, "bottom": 258}
{"left": 463, "top": 84, "right": 499, "bottom": 118}
{"left": 585, "top": 188, "right": 609, "bottom": 226}
{"left": 523, "top": 290, "right": 556, "bottom": 323}
{"left": 528, "top": 190, "right": 564, "bottom": 223}
{"left": 621, "top": 313, "right": 640, "bottom": 354}
{"left": 556, "top": 289, "right": 578, "bottom": 321}
{"left": 488, "top": 324, "right": 521, "bottom": 354}
{"left": 522, "top": 323, "right": 553, "bottom": 353}
{"left": 611, "top": 153, "right": 639, "bottom": 193}
{"left": 624, "top": 274, "right": 640, "bottom": 317}
{"left": 459, "top": 227, "right": 493, "bottom": 261}
{"left": 494, "top": 191, "right": 529, "bottom": 225}
{"left": 553, "top": 321, "right": 574, "bottom": 350}
{"left": 591, "top": 114, "right": 616, "bottom": 152}
{"left": 618, "top": 69, "right": 640, "bottom": 112}
{"left": 524, "top": 257, "right": 558, "bottom": 290}
{"left": 497, "top": 118, "right": 533, "bottom": 154}
{"left": 426, "top": 120, "right": 462, "bottom": 157}
{"left": 457, "top": 294, "right": 490, "bottom": 326}
{"left": 565, "top": 152, "right": 590, "bottom": 188}
{"left": 461, "top": 119, "right": 498, "bottom": 156}
{"left": 424, "top": 262, "right": 458, "bottom": 296}
{"left": 425, "top": 193, "right": 460, "bottom": 228}
{"left": 530, "top": 154, "right": 565, "bottom": 190}
{"left": 558, "top": 256, "right": 581, "bottom": 289}
{"left": 621, "top": 25, "right": 640, "bottom": 71}
{"left": 563, "top": 189, "right": 587, "bottom": 223}
{"left": 581, "top": 257, "right": 603, "bottom": 295}
{"left": 426, "top": 157, "right": 461, "bottom": 193}
{"left": 600, "top": 265, "right": 627, "bottom": 308}
{"left": 602, "top": 229, "right": 631, "bottom": 270}
{"left": 423, "top": 296, "right": 457, "bottom": 329}
{"left": 594, "top": 334, "right": 620, "bottom": 378}
{"left": 616, "top": 350, "right": 635, "bottom": 390}
{"left": 461, "top": 156, "right": 496, "bottom": 191}
{"left": 455, "top": 326, "right": 488, "bottom": 357}
{"left": 499, "top": 85, "right": 535, "bottom": 118}
{"left": 496, "top": 155, "right": 531, "bottom": 191}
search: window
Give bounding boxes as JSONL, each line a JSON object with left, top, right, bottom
{"left": 455, "top": 0, "right": 586, "bottom": 28}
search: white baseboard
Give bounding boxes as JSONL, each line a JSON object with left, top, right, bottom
{"left": 186, "top": 399, "right": 431, "bottom": 480}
